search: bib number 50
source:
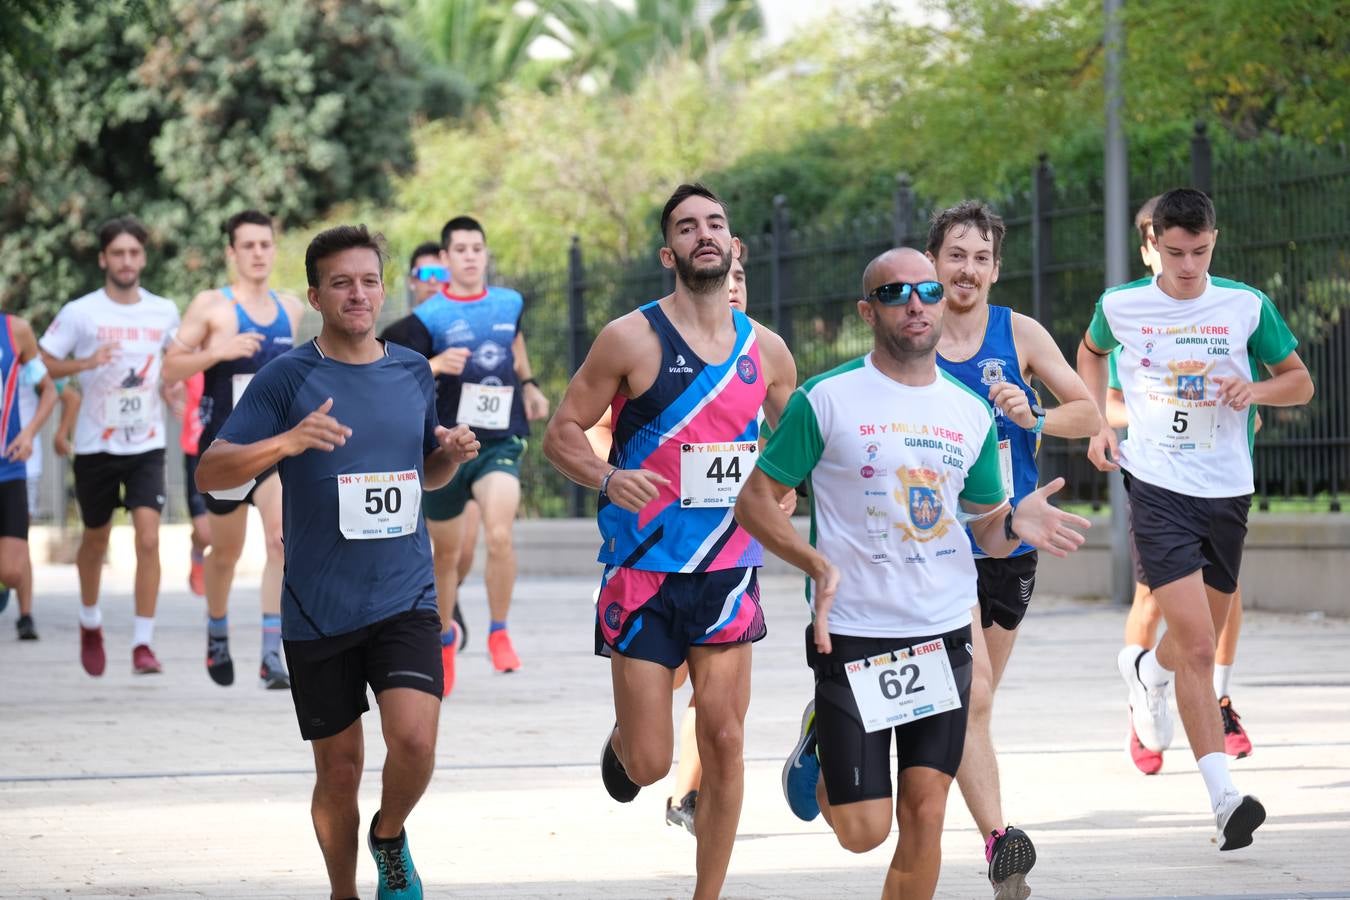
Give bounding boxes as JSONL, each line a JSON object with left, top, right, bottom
{"left": 364, "top": 486, "right": 404, "bottom": 516}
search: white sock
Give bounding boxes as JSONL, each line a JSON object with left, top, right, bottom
{"left": 78, "top": 605, "right": 102, "bottom": 630}
{"left": 1214, "top": 664, "right": 1233, "bottom": 699}
{"left": 1197, "top": 751, "right": 1237, "bottom": 811}
{"left": 132, "top": 616, "right": 155, "bottom": 648}
{"left": 1138, "top": 648, "right": 1173, "bottom": 688}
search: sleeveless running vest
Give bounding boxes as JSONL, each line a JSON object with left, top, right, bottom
{"left": 598, "top": 302, "right": 765, "bottom": 573}
{"left": 199, "top": 288, "right": 293, "bottom": 447}
{"left": 0, "top": 316, "right": 25, "bottom": 484}
{"left": 937, "top": 305, "right": 1039, "bottom": 557}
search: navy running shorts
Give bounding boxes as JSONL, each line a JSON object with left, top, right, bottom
{"left": 1124, "top": 471, "right": 1250, "bottom": 594}
{"left": 975, "top": 552, "right": 1038, "bottom": 631}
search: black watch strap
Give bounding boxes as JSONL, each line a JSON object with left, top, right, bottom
{"left": 1003, "top": 509, "right": 1019, "bottom": 542}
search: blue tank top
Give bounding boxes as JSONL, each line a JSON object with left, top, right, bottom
{"left": 199, "top": 287, "right": 294, "bottom": 446}
{"left": 937, "top": 305, "right": 1039, "bottom": 557}
{"left": 0, "top": 316, "right": 25, "bottom": 484}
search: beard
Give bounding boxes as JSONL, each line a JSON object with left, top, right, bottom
{"left": 108, "top": 272, "right": 139, "bottom": 291}
{"left": 876, "top": 316, "right": 942, "bottom": 360}
{"left": 673, "top": 243, "right": 732, "bottom": 295}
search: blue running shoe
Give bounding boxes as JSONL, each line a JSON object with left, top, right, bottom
{"left": 781, "top": 699, "right": 820, "bottom": 821}
{"left": 367, "top": 812, "right": 423, "bottom": 900}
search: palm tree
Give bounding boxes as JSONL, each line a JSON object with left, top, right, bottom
{"left": 406, "top": 0, "right": 552, "bottom": 114}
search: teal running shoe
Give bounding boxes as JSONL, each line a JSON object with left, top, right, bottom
{"left": 781, "top": 699, "right": 820, "bottom": 821}
{"left": 367, "top": 812, "right": 423, "bottom": 899}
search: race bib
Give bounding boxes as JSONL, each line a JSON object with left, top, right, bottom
{"left": 679, "top": 441, "right": 758, "bottom": 508}
{"left": 231, "top": 373, "right": 253, "bottom": 409}
{"left": 457, "top": 382, "right": 513, "bottom": 430}
{"left": 337, "top": 470, "right": 422, "bottom": 540}
{"left": 103, "top": 386, "right": 154, "bottom": 429}
{"left": 845, "top": 637, "right": 962, "bottom": 733}
{"left": 1141, "top": 386, "right": 1218, "bottom": 451}
{"left": 997, "top": 439, "right": 1015, "bottom": 499}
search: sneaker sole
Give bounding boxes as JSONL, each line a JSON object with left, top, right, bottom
{"left": 992, "top": 873, "right": 1031, "bottom": 900}
{"left": 601, "top": 728, "right": 640, "bottom": 803}
{"left": 990, "top": 830, "right": 1037, "bottom": 882}
{"left": 1219, "top": 796, "right": 1266, "bottom": 851}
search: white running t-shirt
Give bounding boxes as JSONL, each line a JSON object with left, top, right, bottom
{"left": 1087, "top": 275, "right": 1297, "bottom": 498}
{"left": 757, "top": 354, "right": 1005, "bottom": 638}
{"left": 40, "top": 289, "right": 180, "bottom": 456}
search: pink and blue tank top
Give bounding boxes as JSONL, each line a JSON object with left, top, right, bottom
{"left": 0, "top": 316, "right": 24, "bottom": 484}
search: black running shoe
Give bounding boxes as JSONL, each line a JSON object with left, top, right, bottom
{"left": 259, "top": 650, "right": 290, "bottom": 690}
{"left": 15, "top": 614, "right": 38, "bottom": 641}
{"left": 664, "top": 790, "right": 697, "bottom": 836}
{"left": 987, "top": 825, "right": 1036, "bottom": 900}
{"left": 601, "top": 725, "right": 640, "bottom": 802}
{"left": 452, "top": 602, "right": 468, "bottom": 651}
{"left": 207, "top": 633, "right": 234, "bottom": 686}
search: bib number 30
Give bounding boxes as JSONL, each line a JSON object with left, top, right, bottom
{"left": 338, "top": 470, "right": 422, "bottom": 540}
{"left": 845, "top": 637, "right": 962, "bottom": 732}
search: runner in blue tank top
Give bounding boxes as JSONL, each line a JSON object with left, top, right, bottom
{"left": 164, "top": 210, "right": 305, "bottom": 690}
{"left": 926, "top": 201, "right": 1102, "bottom": 899}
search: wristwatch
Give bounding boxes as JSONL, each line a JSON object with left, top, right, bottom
{"left": 1003, "top": 509, "right": 1019, "bottom": 543}
{"left": 1029, "top": 403, "right": 1046, "bottom": 435}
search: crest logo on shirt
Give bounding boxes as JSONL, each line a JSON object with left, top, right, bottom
{"left": 978, "top": 358, "right": 1008, "bottom": 386}
{"left": 1164, "top": 359, "right": 1215, "bottom": 400}
{"left": 893, "top": 467, "right": 954, "bottom": 542}
{"left": 735, "top": 354, "right": 757, "bottom": 384}
{"left": 475, "top": 340, "right": 506, "bottom": 370}
{"left": 443, "top": 319, "right": 473, "bottom": 346}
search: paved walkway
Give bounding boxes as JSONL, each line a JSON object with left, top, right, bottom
{"left": 2, "top": 565, "right": 1348, "bottom": 899}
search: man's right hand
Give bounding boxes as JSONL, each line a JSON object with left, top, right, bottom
{"left": 1087, "top": 425, "right": 1121, "bottom": 472}
{"left": 604, "top": 468, "right": 669, "bottom": 513}
{"left": 430, "top": 347, "right": 471, "bottom": 376}
{"left": 84, "top": 343, "right": 118, "bottom": 370}
{"left": 810, "top": 560, "right": 841, "bottom": 655}
{"left": 213, "top": 331, "right": 265, "bottom": 364}
{"left": 285, "top": 398, "right": 351, "bottom": 455}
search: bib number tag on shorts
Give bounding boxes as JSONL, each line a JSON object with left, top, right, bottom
{"left": 104, "top": 387, "right": 154, "bottom": 429}
{"left": 1142, "top": 389, "right": 1218, "bottom": 451}
{"left": 457, "top": 382, "right": 513, "bottom": 430}
{"left": 337, "top": 470, "right": 422, "bottom": 540}
{"left": 845, "top": 637, "right": 961, "bottom": 733}
{"left": 679, "top": 441, "right": 757, "bottom": 508}
{"left": 231, "top": 373, "right": 254, "bottom": 409}
{"left": 997, "top": 439, "right": 1015, "bottom": 499}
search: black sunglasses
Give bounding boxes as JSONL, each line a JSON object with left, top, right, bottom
{"left": 867, "top": 280, "right": 945, "bottom": 305}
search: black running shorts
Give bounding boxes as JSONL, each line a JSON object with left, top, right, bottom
{"left": 72, "top": 449, "right": 166, "bottom": 528}
{"left": 1123, "top": 471, "right": 1250, "bottom": 594}
{"left": 807, "top": 623, "right": 973, "bottom": 807}
{"left": 1125, "top": 495, "right": 1149, "bottom": 588}
{"left": 203, "top": 466, "right": 278, "bottom": 516}
{"left": 0, "top": 478, "right": 29, "bottom": 540}
{"left": 182, "top": 453, "right": 208, "bottom": 520}
{"left": 975, "top": 552, "right": 1038, "bottom": 631}
{"left": 283, "top": 608, "right": 443, "bottom": 741}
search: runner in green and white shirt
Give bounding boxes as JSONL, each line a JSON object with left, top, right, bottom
{"left": 736, "top": 248, "right": 1089, "bottom": 900}
{"left": 1077, "top": 188, "right": 1314, "bottom": 853}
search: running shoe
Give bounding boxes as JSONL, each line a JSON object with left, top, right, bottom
{"left": 781, "top": 699, "right": 821, "bottom": 821}
{"left": 15, "top": 614, "right": 38, "bottom": 641}
{"left": 188, "top": 557, "right": 206, "bottom": 597}
{"left": 132, "top": 644, "right": 163, "bottom": 675}
{"left": 259, "top": 650, "right": 290, "bottom": 690}
{"left": 986, "top": 825, "right": 1036, "bottom": 900}
{"left": 0, "top": 583, "right": 9, "bottom": 614}
{"left": 80, "top": 625, "right": 106, "bottom": 677}
{"left": 1128, "top": 722, "right": 1163, "bottom": 775}
{"left": 1215, "top": 790, "right": 1265, "bottom": 851}
{"left": 207, "top": 633, "right": 234, "bottom": 686}
{"left": 1117, "top": 644, "right": 1173, "bottom": 751}
{"left": 601, "top": 725, "right": 640, "bottom": 802}
{"left": 367, "top": 812, "right": 423, "bottom": 899}
{"left": 487, "top": 628, "right": 521, "bottom": 673}
{"left": 664, "top": 790, "right": 697, "bottom": 836}
{"left": 452, "top": 602, "right": 468, "bottom": 650}
{"left": 441, "top": 629, "right": 457, "bottom": 698}
{"left": 1219, "top": 695, "right": 1253, "bottom": 759}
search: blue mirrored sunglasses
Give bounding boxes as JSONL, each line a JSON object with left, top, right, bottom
{"left": 867, "top": 280, "right": 944, "bottom": 305}
{"left": 413, "top": 265, "right": 449, "bottom": 283}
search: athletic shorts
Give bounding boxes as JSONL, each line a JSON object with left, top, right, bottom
{"left": 72, "top": 449, "right": 166, "bottom": 528}
{"left": 975, "top": 552, "right": 1039, "bottom": 630}
{"left": 0, "top": 478, "right": 30, "bottom": 540}
{"left": 594, "top": 565, "right": 766, "bottom": 668}
{"left": 807, "top": 623, "right": 973, "bottom": 806}
{"left": 423, "top": 435, "right": 525, "bottom": 522}
{"left": 204, "top": 467, "right": 278, "bottom": 516}
{"left": 1124, "top": 471, "right": 1250, "bottom": 594}
{"left": 182, "top": 453, "right": 208, "bottom": 519}
{"left": 282, "top": 608, "right": 442, "bottom": 742}
{"left": 1125, "top": 496, "right": 1149, "bottom": 587}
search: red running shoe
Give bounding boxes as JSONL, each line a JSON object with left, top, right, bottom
{"left": 80, "top": 625, "right": 106, "bottom": 677}
{"left": 1129, "top": 722, "right": 1163, "bottom": 775}
{"left": 132, "top": 644, "right": 163, "bottom": 675}
{"left": 1220, "top": 695, "right": 1253, "bottom": 759}
{"left": 441, "top": 628, "right": 457, "bottom": 697}
{"left": 487, "top": 629, "right": 521, "bottom": 673}
{"left": 188, "top": 557, "right": 206, "bottom": 597}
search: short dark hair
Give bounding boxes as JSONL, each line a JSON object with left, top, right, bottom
{"left": 926, "top": 200, "right": 1005, "bottom": 260}
{"left": 97, "top": 216, "right": 148, "bottom": 252}
{"left": 408, "top": 241, "right": 443, "bottom": 270}
{"left": 1151, "top": 188, "right": 1216, "bottom": 236}
{"left": 223, "top": 209, "right": 274, "bottom": 246}
{"left": 660, "top": 183, "right": 728, "bottom": 242}
{"left": 1134, "top": 195, "right": 1162, "bottom": 246}
{"left": 734, "top": 238, "right": 748, "bottom": 263}
{"left": 304, "top": 224, "right": 386, "bottom": 288}
{"left": 440, "top": 216, "right": 485, "bottom": 248}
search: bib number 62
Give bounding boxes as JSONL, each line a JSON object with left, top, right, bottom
{"left": 879, "top": 663, "right": 924, "bottom": 699}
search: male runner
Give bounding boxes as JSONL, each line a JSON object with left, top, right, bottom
{"left": 40, "top": 216, "right": 180, "bottom": 676}
{"left": 380, "top": 216, "right": 548, "bottom": 688}
{"left": 1109, "top": 197, "right": 1254, "bottom": 774}
{"left": 195, "top": 224, "right": 479, "bottom": 900}
{"left": 1077, "top": 188, "right": 1313, "bottom": 851}
{"left": 2, "top": 313, "right": 59, "bottom": 641}
{"left": 164, "top": 209, "right": 304, "bottom": 689}
{"left": 405, "top": 242, "right": 447, "bottom": 308}
{"left": 738, "top": 247, "right": 1089, "bottom": 900}
{"left": 543, "top": 184, "right": 796, "bottom": 900}
{"left": 929, "top": 200, "right": 1099, "bottom": 896}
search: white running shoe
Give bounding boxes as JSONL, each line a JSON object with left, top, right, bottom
{"left": 1215, "top": 789, "right": 1265, "bottom": 851}
{"left": 1116, "top": 644, "right": 1173, "bottom": 752}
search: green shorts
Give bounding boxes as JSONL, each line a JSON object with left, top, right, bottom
{"left": 423, "top": 435, "right": 526, "bottom": 522}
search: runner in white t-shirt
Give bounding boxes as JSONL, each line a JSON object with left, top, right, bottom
{"left": 1077, "top": 188, "right": 1314, "bottom": 852}
{"left": 39, "top": 216, "right": 181, "bottom": 678}
{"left": 736, "top": 247, "right": 1089, "bottom": 900}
